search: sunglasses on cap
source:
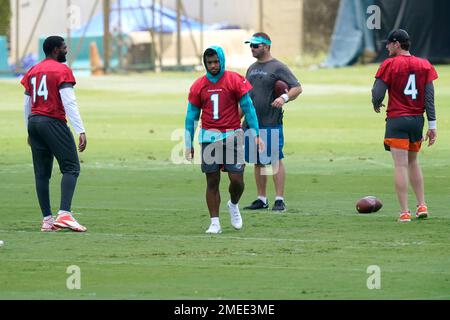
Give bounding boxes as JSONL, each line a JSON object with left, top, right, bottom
{"left": 250, "top": 43, "right": 263, "bottom": 49}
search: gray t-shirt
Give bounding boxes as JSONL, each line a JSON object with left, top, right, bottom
{"left": 245, "top": 59, "right": 300, "bottom": 127}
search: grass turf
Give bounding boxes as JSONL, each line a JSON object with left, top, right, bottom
{"left": 0, "top": 65, "right": 449, "bottom": 299}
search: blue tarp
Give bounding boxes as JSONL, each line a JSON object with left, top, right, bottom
{"left": 35, "top": 0, "right": 227, "bottom": 71}
{"left": 324, "top": 0, "right": 450, "bottom": 67}
{"left": 71, "top": 0, "right": 218, "bottom": 37}
{"left": 323, "top": 0, "right": 375, "bottom": 67}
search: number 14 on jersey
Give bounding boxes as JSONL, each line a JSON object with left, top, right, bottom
{"left": 30, "top": 75, "right": 49, "bottom": 102}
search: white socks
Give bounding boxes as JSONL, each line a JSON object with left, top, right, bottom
{"left": 258, "top": 196, "right": 284, "bottom": 203}
{"left": 211, "top": 217, "right": 220, "bottom": 225}
{"left": 258, "top": 196, "right": 268, "bottom": 204}
{"left": 229, "top": 201, "right": 239, "bottom": 209}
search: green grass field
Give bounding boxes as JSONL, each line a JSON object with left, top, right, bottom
{"left": 0, "top": 65, "right": 449, "bottom": 299}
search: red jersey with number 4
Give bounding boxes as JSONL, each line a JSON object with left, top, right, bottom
{"left": 21, "top": 59, "right": 76, "bottom": 122}
{"left": 375, "top": 55, "right": 438, "bottom": 119}
{"left": 188, "top": 71, "right": 252, "bottom": 131}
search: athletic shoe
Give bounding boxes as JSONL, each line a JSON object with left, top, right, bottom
{"left": 227, "top": 200, "right": 243, "bottom": 230}
{"left": 415, "top": 204, "right": 429, "bottom": 219}
{"left": 272, "top": 200, "right": 286, "bottom": 212}
{"left": 41, "top": 216, "right": 60, "bottom": 232}
{"left": 205, "top": 223, "right": 222, "bottom": 234}
{"left": 398, "top": 211, "right": 411, "bottom": 222}
{"left": 54, "top": 211, "right": 87, "bottom": 232}
{"left": 244, "top": 199, "right": 269, "bottom": 210}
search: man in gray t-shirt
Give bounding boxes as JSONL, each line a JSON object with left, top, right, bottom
{"left": 243, "top": 32, "right": 302, "bottom": 212}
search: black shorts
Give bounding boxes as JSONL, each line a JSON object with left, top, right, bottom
{"left": 384, "top": 116, "right": 424, "bottom": 152}
{"left": 201, "top": 131, "right": 245, "bottom": 174}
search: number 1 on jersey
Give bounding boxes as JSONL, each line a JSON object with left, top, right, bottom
{"left": 211, "top": 93, "right": 219, "bottom": 120}
{"left": 404, "top": 74, "right": 418, "bottom": 100}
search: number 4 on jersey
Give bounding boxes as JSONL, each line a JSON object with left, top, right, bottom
{"left": 31, "top": 75, "right": 49, "bottom": 102}
{"left": 404, "top": 74, "right": 418, "bottom": 100}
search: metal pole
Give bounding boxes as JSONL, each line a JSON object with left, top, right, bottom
{"left": 67, "top": 0, "right": 72, "bottom": 67}
{"left": 176, "top": 0, "right": 181, "bottom": 67}
{"left": 103, "top": 0, "right": 111, "bottom": 73}
{"left": 71, "top": 0, "right": 100, "bottom": 64}
{"left": 180, "top": 1, "right": 198, "bottom": 60}
{"left": 299, "top": 0, "right": 303, "bottom": 56}
{"left": 15, "top": 0, "right": 20, "bottom": 72}
{"left": 259, "top": 0, "right": 263, "bottom": 32}
{"left": 118, "top": 0, "right": 123, "bottom": 70}
{"left": 199, "top": 0, "right": 203, "bottom": 65}
{"left": 159, "top": 0, "right": 163, "bottom": 69}
{"left": 151, "top": 0, "right": 156, "bottom": 70}
{"left": 21, "top": 0, "right": 48, "bottom": 61}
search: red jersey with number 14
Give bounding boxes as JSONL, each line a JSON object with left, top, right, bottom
{"left": 375, "top": 55, "right": 438, "bottom": 119}
{"left": 188, "top": 71, "right": 252, "bottom": 131}
{"left": 21, "top": 59, "right": 76, "bottom": 122}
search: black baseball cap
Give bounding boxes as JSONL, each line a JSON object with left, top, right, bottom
{"left": 385, "top": 29, "right": 410, "bottom": 43}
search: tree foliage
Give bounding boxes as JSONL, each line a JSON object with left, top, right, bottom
{"left": 0, "top": 0, "right": 11, "bottom": 36}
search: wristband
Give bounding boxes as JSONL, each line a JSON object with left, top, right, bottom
{"left": 428, "top": 120, "right": 437, "bottom": 130}
{"left": 281, "top": 93, "right": 289, "bottom": 103}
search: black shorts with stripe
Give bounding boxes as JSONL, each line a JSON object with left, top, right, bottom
{"left": 384, "top": 116, "right": 424, "bottom": 152}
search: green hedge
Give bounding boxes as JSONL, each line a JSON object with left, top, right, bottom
{"left": 0, "top": 0, "right": 11, "bottom": 36}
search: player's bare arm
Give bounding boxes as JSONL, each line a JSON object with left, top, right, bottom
{"left": 425, "top": 129, "right": 437, "bottom": 147}
{"left": 78, "top": 133, "right": 87, "bottom": 152}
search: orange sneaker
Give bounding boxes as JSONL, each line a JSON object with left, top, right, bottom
{"left": 415, "top": 204, "right": 429, "bottom": 219}
{"left": 398, "top": 211, "right": 411, "bottom": 222}
{"left": 54, "top": 211, "right": 87, "bottom": 232}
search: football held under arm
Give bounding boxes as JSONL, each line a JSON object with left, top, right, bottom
{"left": 239, "top": 93, "right": 259, "bottom": 136}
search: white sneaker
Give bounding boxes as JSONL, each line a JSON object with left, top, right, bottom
{"left": 227, "top": 200, "right": 243, "bottom": 230}
{"left": 41, "top": 216, "right": 61, "bottom": 232}
{"left": 205, "top": 223, "right": 222, "bottom": 234}
{"left": 54, "top": 211, "right": 87, "bottom": 232}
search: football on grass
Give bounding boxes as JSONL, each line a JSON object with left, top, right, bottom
{"left": 274, "top": 80, "right": 289, "bottom": 97}
{"left": 356, "top": 196, "right": 383, "bottom": 214}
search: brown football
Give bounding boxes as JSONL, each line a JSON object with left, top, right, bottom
{"left": 274, "top": 80, "right": 289, "bottom": 97}
{"left": 356, "top": 196, "right": 383, "bottom": 214}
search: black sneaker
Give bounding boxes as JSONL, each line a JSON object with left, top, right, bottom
{"left": 244, "top": 199, "right": 269, "bottom": 210}
{"left": 272, "top": 200, "right": 286, "bottom": 212}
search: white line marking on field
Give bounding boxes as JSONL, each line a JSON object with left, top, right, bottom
{"left": 1, "top": 229, "right": 449, "bottom": 247}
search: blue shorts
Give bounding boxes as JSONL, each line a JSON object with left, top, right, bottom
{"left": 245, "top": 125, "right": 284, "bottom": 165}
